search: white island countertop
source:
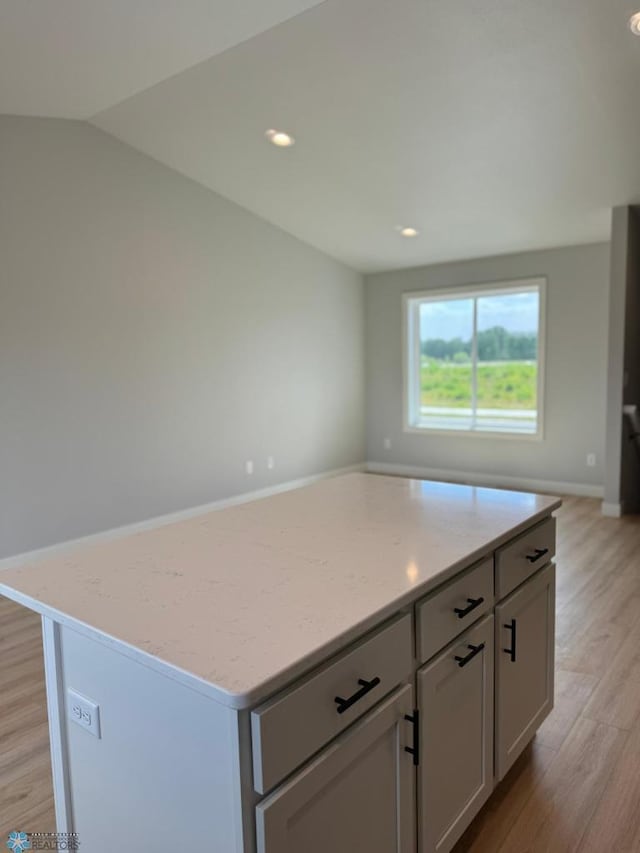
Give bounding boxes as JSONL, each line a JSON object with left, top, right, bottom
{"left": 0, "top": 473, "right": 560, "bottom": 709}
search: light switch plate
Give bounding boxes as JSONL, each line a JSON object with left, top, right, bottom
{"left": 67, "top": 688, "right": 101, "bottom": 738}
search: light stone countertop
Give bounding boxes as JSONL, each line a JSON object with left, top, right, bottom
{"left": 0, "top": 473, "right": 560, "bottom": 709}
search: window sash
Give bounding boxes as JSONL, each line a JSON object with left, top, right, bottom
{"left": 404, "top": 280, "right": 544, "bottom": 438}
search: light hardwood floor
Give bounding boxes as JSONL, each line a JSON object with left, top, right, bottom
{"left": 0, "top": 596, "right": 55, "bottom": 841}
{"left": 1, "top": 496, "right": 640, "bottom": 850}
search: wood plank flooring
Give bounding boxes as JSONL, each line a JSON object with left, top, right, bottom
{"left": 1, "top": 496, "right": 640, "bottom": 850}
{"left": 455, "top": 496, "right": 640, "bottom": 853}
{"left": 0, "top": 596, "right": 55, "bottom": 841}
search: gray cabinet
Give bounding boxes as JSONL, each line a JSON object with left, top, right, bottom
{"left": 256, "top": 684, "right": 415, "bottom": 853}
{"left": 495, "top": 562, "right": 555, "bottom": 780}
{"left": 418, "top": 615, "right": 495, "bottom": 853}
{"left": 253, "top": 514, "right": 557, "bottom": 853}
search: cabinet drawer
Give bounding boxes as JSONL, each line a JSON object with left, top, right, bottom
{"left": 251, "top": 614, "right": 413, "bottom": 795}
{"left": 416, "top": 558, "right": 494, "bottom": 663}
{"left": 495, "top": 516, "right": 556, "bottom": 600}
{"left": 256, "top": 684, "right": 415, "bottom": 853}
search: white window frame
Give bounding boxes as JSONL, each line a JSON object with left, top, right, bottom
{"left": 403, "top": 277, "right": 546, "bottom": 440}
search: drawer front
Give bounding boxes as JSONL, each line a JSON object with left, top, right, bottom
{"left": 251, "top": 613, "right": 413, "bottom": 795}
{"left": 416, "top": 558, "right": 494, "bottom": 664}
{"left": 495, "top": 516, "right": 556, "bottom": 600}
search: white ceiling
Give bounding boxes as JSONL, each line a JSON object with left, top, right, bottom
{"left": 0, "top": 0, "right": 326, "bottom": 117}
{"left": 4, "top": 0, "right": 640, "bottom": 271}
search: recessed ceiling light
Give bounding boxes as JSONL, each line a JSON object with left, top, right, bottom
{"left": 630, "top": 11, "right": 640, "bottom": 34}
{"left": 265, "top": 128, "right": 295, "bottom": 147}
{"left": 398, "top": 226, "right": 419, "bottom": 238}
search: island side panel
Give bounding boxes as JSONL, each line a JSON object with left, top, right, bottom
{"left": 56, "top": 624, "right": 246, "bottom": 852}
{"left": 42, "top": 617, "right": 73, "bottom": 832}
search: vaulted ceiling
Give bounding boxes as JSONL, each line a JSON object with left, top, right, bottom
{"left": 3, "top": 0, "right": 640, "bottom": 271}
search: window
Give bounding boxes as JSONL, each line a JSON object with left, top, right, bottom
{"left": 404, "top": 279, "right": 545, "bottom": 437}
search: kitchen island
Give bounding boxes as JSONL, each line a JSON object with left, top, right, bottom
{"left": 0, "top": 473, "right": 560, "bottom": 852}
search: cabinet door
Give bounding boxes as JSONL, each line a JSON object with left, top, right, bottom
{"left": 418, "top": 615, "right": 494, "bottom": 853}
{"left": 256, "top": 684, "right": 415, "bottom": 853}
{"left": 495, "top": 562, "right": 555, "bottom": 780}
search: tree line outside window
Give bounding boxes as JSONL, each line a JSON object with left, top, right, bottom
{"left": 421, "top": 326, "right": 537, "bottom": 363}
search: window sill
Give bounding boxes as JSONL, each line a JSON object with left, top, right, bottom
{"left": 403, "top": 423, "right": 543, "bottom": 442}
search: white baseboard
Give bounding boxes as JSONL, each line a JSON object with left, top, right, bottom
{"left": 366, "top": 461, "right": 604, "bottom": 499}
{"left": 0, "top": 462, "right": 366, "bottom": 571}
{"left": 601, "top": 501, "right": 623, "bottom": 518}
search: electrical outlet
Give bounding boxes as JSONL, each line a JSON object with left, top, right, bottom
{"left": 245, "top": 460, "right": 254, "bottom": 475}
{"left": 383, "top": 437, "right": 392, "bottom": 450}
{"left": 67, "top": 689, "right": 101, "bottom": 738}
{"left": 267, "top": 456, "right": 275, "bottom": 470}
{"left": 587, "top": 453, "right": 596, "bottom": 467}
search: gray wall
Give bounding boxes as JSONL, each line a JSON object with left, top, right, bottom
{"left": 0, "top": 116, "right": 365, "bottom": 558}
{"left": 365, "top": 244, "right": 609, "bottom": 490}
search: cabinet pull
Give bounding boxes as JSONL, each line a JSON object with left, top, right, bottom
{"left": 404, "top": 709, "right": 420, "bottom": 766}
{"left": 525, "top": 547, "right": 549, "bottom": 564}
{"left": 503, "top": 619, "right": 517, "bottom": 662}
{"left": 334, "top": 676, "right": 381, "bottom": 714}
{"left": 454, "top": 642, "right": 485, "bottom": 668}
{"left": 454, "top": 596, "right": 485, "bottom": 619}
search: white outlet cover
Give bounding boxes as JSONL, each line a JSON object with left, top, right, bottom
{"left": 245, "top": 460, "right": 254, "bottom": 475}
{"left": 67, "top": 688, "right": 101, "bottom": 738}
{"left": 267, "top": 456, "right": 275, "bottom": 470}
